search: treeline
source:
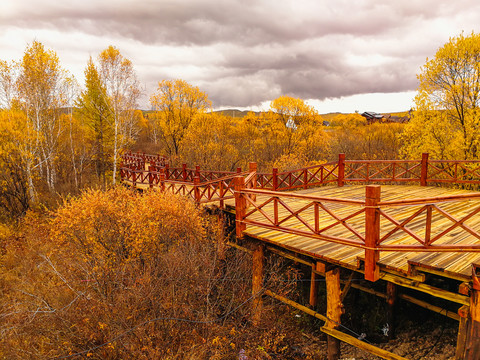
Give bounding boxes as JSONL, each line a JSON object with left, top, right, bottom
{"left": 0, "top": 41, "right": 407, "bottom": 219}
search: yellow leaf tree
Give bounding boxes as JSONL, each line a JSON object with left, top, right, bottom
{"left": 402, "top": 32, "right": 480, "bottom": 159}
{"left": 149, "top": 79, "right": 211, "bottom": 157}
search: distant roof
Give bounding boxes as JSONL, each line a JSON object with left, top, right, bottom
{"left": 361, "top": 111, "right": 384, "bottom": 119}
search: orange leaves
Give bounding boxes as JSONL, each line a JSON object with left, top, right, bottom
{"left": 51, "top": 187, "right": 204, "bottom": 268}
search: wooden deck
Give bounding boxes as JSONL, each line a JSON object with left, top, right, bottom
{"left": 238, "top": 185, "right": 480, "bottom": 281}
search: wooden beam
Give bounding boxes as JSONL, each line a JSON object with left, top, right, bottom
{"left": 381, "top": 273, "right": 469, "bottom": 306}
{"left": 326, "top": 267, "right": 342, "bottom": 360}
{"left": 265, "top": 289, "right": 327, "bottom": 322}
{"left": 265, "top": 290, "right": 408, "bottom": 360}
{"left": 252, "top": 244, "right": 264, "bottom": 326}
{"left": 321, "top": 327, "right": 409, "bottom": 360}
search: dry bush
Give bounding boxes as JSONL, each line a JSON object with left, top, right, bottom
{"left": 0, "top": 187, "right": 302, "bottom": 359}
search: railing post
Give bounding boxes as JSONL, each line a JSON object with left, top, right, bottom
{"left": 421, "top": 152, "right": 429, "bottom": 186}
{"left": 159, "top": 168, "right": 165, "bottom": 192}
{"left": 303, "top": 168, "right": 308, "bottom": 189}
{"left": 195, "top": 165, "right": 201, "bottom": 180}
{"left": 148, "top": 166, "right": 154, "bottom": 189}
{"left": 234, "top": 176, "right": 246, "bottom": 238}
{"left": 365, "top": 185, "right": 380, "bottom": 282}
{"left": 338, "top": 153, "right": 345, "bottom": 187}
{"left": 165, "top": 163, "right": 170, "bottom": 180}
{"left": 273, "top": 168, "right": 278, "bottom": 191}
{"left": 219, "top": 180, "right": 225, "bottom": 209}
{"left": 249, "top": 162, "right": 257, "bottom": 204}
{"left": 237, "top": 167, "right": 242, "bottom": 174}
{"left": 194, "top": 176, "right": 201, "bottom": 204}
{"left": 182, "top": 163, "right": 187, "bottom": 181}
{"left": 132, "top": 170, "right": 137, "bottom": 188}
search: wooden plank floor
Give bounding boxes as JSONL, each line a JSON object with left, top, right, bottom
{"left": 241, "top": 185, "right": 480, "bottom": 281}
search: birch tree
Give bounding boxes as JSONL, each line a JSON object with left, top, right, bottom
{"left": 98, "top": 46, "right": 141, "bottom": 184}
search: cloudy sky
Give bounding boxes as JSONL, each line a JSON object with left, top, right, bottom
{"left": 1, "top": 0, "right": 479, "bottom": 113}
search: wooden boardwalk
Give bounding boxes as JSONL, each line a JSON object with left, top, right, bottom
{"left": 120, "top": 152, "right": 480, "bottom": 359}
{"left": 239, "top": 185, "right": 480, "bottom": 281}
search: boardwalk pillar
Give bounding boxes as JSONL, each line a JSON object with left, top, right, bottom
{"left": 309, "top": 264, "right": 319, "bottom": 308}
{"left": 386, "top": 282, "right": 397, "bottom": 339}
{"left": 338, "top": 153, "right": 345, "bottom": 187}
{"left": 365, "top": 185, "right": 380, "bottom": 282}
{"left": 234, "top": 176, "right": 246, "bottom": 238}
{"left": 326, "top": 267, "right": 342, "bottom": 360}
{"left": 252, "top": 244, "right": 264, "bottom": 326}
{"left": 465, "top": 289, "right": 480, "bottom": 359}
{"left": 420, "top": 153, "right": 429, "bottom": 186}
{"left": 456, "top": 305, "right": 469, "bottom": 359}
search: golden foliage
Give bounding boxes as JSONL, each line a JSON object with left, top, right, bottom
{"left": 402, "top": 31, "right": 480, "bottom": 159}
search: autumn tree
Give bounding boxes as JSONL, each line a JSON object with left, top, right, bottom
{"left": 402, "top": 32, "right": 480, "bottom": 159}
{"left": 0, "top": 60, "right": 15, "bottom": 109}
{"left": 16, "top": 41, "right": 74, "bottom": 191}
{"left": 0, "top": 110, "right": 37, "bottom": 217}
{"left": 149, "top": 79, "right": 211, "bottom": 157}
{"left": 98, "top": 46, "right": 141, "bottom": 184}
{"left": 76, "top": 58, "right": 113, "bottom": 188}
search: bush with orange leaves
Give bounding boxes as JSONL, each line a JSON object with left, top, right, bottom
{"left": 0, "top": 186, "right": 307, "bottom": 359}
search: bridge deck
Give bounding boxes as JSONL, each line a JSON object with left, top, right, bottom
{"left": 238, "top": 185, "right": 480, "bottom": 281}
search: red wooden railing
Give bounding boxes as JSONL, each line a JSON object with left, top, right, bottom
{"left": 120, "top": 152, "right": 480, "bottom": 282}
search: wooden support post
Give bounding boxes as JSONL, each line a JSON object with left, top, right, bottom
{"left": 195, "top": 165, "right": 201, "bottom": 179}
{"left": 234, "top": 176, "right": 246, "bottom": 238}
{"left": 326, "top": 267, "right": 342, "bottom": 360}
{"left": 182, "top": 163, "right": 187, "bottom": 181}
{"left": 252, "top": 244, "right": 264, "bottom": 326}
{"left": 303, "top": 168, "right": 308, "bottom": 189}
{"left": 456, "top": 305, "right": 470, "bottom": 360}
{"left": 309, "top": 264, "right": 319, "bottom": 308}
{"left": 194, "top": 176, "right": 200, "bottom": 203}
{"left": 338, "top": 153, "right": 345, "bottom": 187}
{"left": 420, "top": 152, "right": 429, "bottom": 186}
{"left": 386, "top": 282, "right": 397, "bottom": 340}
{"left": 132, "top": 170, "right": 137, "bottom": 187}
{"left": 365, "top": 185, "right": 380, "bottom": 282}
{"left": 465, "top": 289, "right": 480, "bottom": 359}
{"left": 237, "top": 167, "right": 242, "bottom": 173}
{"left": 273, "top": 168, "right": 278, "bottom": 191}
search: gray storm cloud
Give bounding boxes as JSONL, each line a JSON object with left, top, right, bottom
{"left": 1, "top": 0, "right": 479, "bottom": 108}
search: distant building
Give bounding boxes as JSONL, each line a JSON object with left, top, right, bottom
{"left": 361, "top": 111, "right": 410, "bottom": 125}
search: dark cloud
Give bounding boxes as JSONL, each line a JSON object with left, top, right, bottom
{"left": 1, "top": 0, "right": 480, "bottom": 108}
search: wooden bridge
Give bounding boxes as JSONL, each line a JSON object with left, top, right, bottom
{"left": 120, "top": 152, "right": 480, "bottom": 360}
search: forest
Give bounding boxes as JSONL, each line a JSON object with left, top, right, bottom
{"left": 0, "top": 32, "right": 479, "bottom": 358}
